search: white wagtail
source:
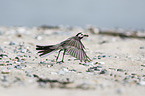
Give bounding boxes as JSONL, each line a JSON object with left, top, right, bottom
{"left": 36, "top": 32, "right": 91, "bottom": 63}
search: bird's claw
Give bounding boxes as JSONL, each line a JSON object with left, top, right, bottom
{"left": 56, "top": 60, "right": 64, "bottom": 64}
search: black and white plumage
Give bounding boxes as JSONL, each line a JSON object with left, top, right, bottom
{"left": 36, "top": 32, "right": 91, "bottom": 62}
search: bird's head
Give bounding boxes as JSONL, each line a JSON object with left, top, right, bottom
{"left": 76, "top": 32, "right": 89, "bottom": 39}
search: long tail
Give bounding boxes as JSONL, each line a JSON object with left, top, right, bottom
{"left": 36, "top": 45, "right": 56, "bottom": 57}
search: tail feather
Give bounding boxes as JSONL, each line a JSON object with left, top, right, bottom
{"left": 36, "top": 45, "right": 54, "bottom": 50}
{"left": 36, "top": 45, "right": 56, "bottom": 57}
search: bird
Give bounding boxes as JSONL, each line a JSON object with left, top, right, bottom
{"left": 36, "top": 32, "right": 91, "bottom": 63}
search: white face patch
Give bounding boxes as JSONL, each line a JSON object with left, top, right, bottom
{"left": 77, "top": 33, "right": 83, "bottom": 38}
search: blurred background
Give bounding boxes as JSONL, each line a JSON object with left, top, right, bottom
{"left": 0, "top": 0, "right": 145, "bottom": 29}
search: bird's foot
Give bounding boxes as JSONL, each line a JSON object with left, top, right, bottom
{"left": 56, "top": 60, "right": 64, "bottom": 64}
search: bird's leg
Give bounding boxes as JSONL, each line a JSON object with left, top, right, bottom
{"left": 61, "top": 49, "right": 66, "bottom": 63}
{"left": 56, "top": 49, "right": 63, "bottom": 62}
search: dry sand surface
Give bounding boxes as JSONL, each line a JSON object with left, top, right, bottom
{"left": 0, "top": 26, "right": 145, "bottom": 96}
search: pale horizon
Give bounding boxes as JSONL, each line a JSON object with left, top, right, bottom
{"left": 0, "top": 0, "right": 145, "bottom": 29}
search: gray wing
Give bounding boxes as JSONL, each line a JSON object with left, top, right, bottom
{"left": 66, "top": 47, "right": 91, "bottom": 62}
{"left": 63, "top": 37, "right": 85, "bottom": 49}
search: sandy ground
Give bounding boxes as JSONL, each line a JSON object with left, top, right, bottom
{"left": 0, "top": 26, "right": 145, "bottom": 96}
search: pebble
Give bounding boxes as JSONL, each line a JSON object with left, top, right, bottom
{"left": 6, "top": 61, "right": 9, "bottom": 63}
{"left": 13, "top": 49, "right": 18, "bottom": 53}
{"left": 9, "top": 41, "right": 16, "bottom": 45}
{"left": 98, "top": 62, "right": 105, "bottom": 65}
{"left": 86, "top": 68, "right": 94, "bottom": 72}
{"left": 58, "top": 68, "right": 70, "bottom": 75}
{"left": 62, "top": 68, "right": 69, "bottom": 73}
{"left": 70, "top": 69, "right": 76, "bottom": 72}
{"left": 39, "top": 61, "right": 45, "bottom": 64}
{"left": 110, "top": 73, "right": 113, "bottom": 76}
{"left": 94, "top": 68, "right": 100, "bottom": 71}
{"left": 21, "top": 49, "right": 27, "bottom": 53}
{"left": 0, "top": 63, "right": 6, "bottom": 66}
{"left": 123, "top": 75, "right": 131, "bottom": 80}
{"left": 50, "top": 72, "right": 57, "bottom": 75}
{"left": 141, "top": 64, "right": 145, "bottom": 67}
{"left": 14, "top": 65, "right": 23, "bottom": 69}
{"left": 26, "top": 73, "right": 33, "bottom": 77}
{"left": 25, "top": 71, "right": 30, "bottom": 74}
{"left": 1, "top": 75, "right": 7, "bottom": 82}
{"left": 80, "top": 62, "right": 94, "bottom": 66}
{"left": 15, "top": 57, "right": 20, "bottom": 60}
{"left": 35, "top": 35, "right": 42, "bottom": 40}
{"left": 0, "top": 54, "right": 8, "bottom": 58}
{"left": 98, "top": 57, "right": 101, "bottom": 59}
{"left": 1, "top": 70, "right": 10, "bottom": 74}
{"left": 21, "top": 58, "right": 26, "bottom": 61}
{"left": 47, "top": 65, "right": 51, "bottom": 68}
{"left": 131, "top": 73, "right": 136, "bottom": 75}
{"left": 97, "top": 66, "right": 102, "bottom": 68}
{"left": 140, "top": 46, "right": 144, "bottom": 49}
{"left": 109, "top": 68, "right": 116, "bottom": 70}
{"left": 94, "top": 62, "right": 98, "bottom": 64}
{"left": 142, "top": 75, "right": 145, "bottom": 77}
{"left": 92, "top": 57, "right": 97, "bottom": 60}
{"left": 99, "top": 69, "right": 107, "bottom": 74}
{"left": 56, "top": 61, "right": 63, "bottom": 64}
{"left": 139, "top": 81, "right": 145, "bottom": 86}
{"left": 117, "top": 69, "right": 124, "bottom": 72}
{"left": 141, "top": 69, "right": 145, "bottom": 71}
{"left": 7, "top": 67, "right": 12, "bottom": 69}
{"left": 125, "top": 73, "right": 129, "bottom": 75}
{"left": 17, "top": 34, "right": 22, "bottom": 37}
{"left": 17, "top": 27, "right": 27, "bottom": 34}
{"left": 97, "top": 55, "right": 106, "bottom": 59}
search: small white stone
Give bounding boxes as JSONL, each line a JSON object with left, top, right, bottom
{"left": 17, "top": 27, "right": 26, "bottom": 33}
{"left": 62, "top": 68, "right": 69, "bottom": 72}
{"left": 47, "top": 65, "right": 51, "bottom": 68}
{"left": 50, "top": 72, "right": 57, "bottom": 75}
{"left": 35, "top": 36, "right": 42, "bottom": 40}
{"left": 21, "top": 49, "right": 27, "bottom": 53}
{"left": 139, "top": 81, "right": 145, "bottom": 86}
{"left": 99, "top": 62, "right": 105, "bottom": 65}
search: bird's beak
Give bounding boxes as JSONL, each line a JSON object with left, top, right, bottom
{"left": 83, "top": 34, "right": 89, "bottom": 37}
